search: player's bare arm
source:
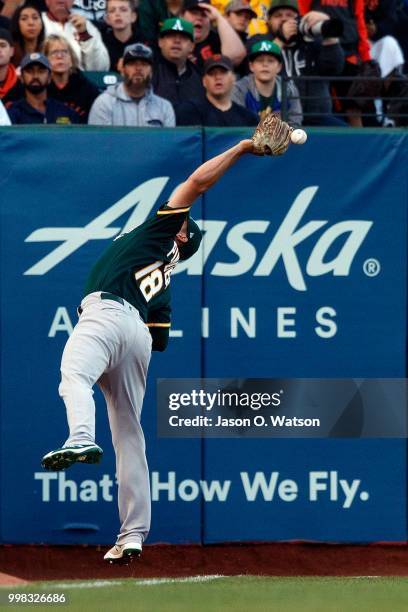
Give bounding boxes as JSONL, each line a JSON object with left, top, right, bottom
{"left": 168, "top": 115, "right": 307, "bottom": 210}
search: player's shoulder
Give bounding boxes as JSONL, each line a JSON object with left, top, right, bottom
{"left": 156, "top": 202, "right": 191, "bottom": 216}
{"left": 121, "top": 202, "right": 190, "bottom": 241}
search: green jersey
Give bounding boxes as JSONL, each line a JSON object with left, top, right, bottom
{"left": 84, "top": 203, "right": 190, "bottom": 349}
{"left": 259, "top": 91, "right": 278, "bottom": 114}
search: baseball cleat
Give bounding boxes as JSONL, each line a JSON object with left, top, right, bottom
{"left": 104, "top": 542, "right": 142, "bottom": 564}
{"left": 41, "top": 444, "right": 103, "bottom": 471}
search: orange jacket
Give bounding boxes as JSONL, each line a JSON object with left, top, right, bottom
{"left": 0, "top": 64, "right": 18, "bottom": 99}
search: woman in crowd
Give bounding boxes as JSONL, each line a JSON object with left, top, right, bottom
{"left": 10, "top": 3, "right": 45, "bottom": 66}
{"left": 43, "top": 34, "right": 100, "bottom": 123}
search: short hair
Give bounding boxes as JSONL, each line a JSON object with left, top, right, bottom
{"left": 43, "top": 34, "right": 79, "bottom": 71}
{"left": 106, "top": 0, "right": 139, "bottom": 10}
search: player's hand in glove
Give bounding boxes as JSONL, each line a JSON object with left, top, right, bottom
{"left": 251, "top": 112, "right": 292, "bottom": 156}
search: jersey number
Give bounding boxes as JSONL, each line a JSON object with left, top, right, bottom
{"left": 139, "top": 269, "right": 163, "bottom": 302}
{"left": 136, "top": 244, "right": 179, "bottom": 303}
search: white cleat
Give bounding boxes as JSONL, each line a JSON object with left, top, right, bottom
{"left": 104, "top": 542, "right": 142, "bottom": 564}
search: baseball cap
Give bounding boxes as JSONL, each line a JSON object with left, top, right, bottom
{"left": 178, "top": 218, "right": 202, "bottom": 261}
{"left": 160, "top": 17, "right": 195, "bottom": 41}
{"left": 248, "top": 40, "right": 282, "bottom": 61}
{"left": 267, "top": 0, "right": 299, "bottom": 15}
{"left": 20, "top": 52, "right": 51, "bottom": 71}
{"left": 225, "top": 0, "right": 257, "bottom": 18}
{"left": 183, "top": 0, "right": 209, "bottom": 12}
{"left": 203, "top": 54, "right": 234, "bottom": 74}
{"left": 0, "top": 27, "right": 13, "bottom": 45}
{"left": 123, "top": 42, "right": 153, "bottom": 64}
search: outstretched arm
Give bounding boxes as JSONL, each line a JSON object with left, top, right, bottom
{"left": 168, "top": 139, "right": 254, "bottom": 209}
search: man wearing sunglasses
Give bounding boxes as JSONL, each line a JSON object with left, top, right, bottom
{"left": 88, "top": 42, "right": 176, "bottom": 126}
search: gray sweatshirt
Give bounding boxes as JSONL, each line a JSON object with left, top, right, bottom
{"left": 232, "top": 73, "right": 303, "bottom": 126}
{"left": 88, "top": 83, "right": 175, "bottom": 127}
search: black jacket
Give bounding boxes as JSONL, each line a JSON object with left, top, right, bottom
{"left": 176, "top": 98, "right": 258, "bottom": 127}
{"left": 99, "top": 23, "right": 146, "bottom": 71}
{"left": 47, "top": 71, "right": 100, "bottom": 123}
{"left": 365, "top": 0, "right": 399, "bottom": 40}
{"left": 152, "top": 54, "right": 206, "bottom": 110}
{"left": 8, "top": 97, "right": 80, "bottom": 124}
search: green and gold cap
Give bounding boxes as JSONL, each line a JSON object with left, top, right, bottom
{"left": 160, "top": 18, "right": 195, "bottom": 42}
{"left": 249, "top": 40, "right": 283, "bottom": 61}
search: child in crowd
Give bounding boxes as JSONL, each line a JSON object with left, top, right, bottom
{"left": 232, "top": 39, "right": 302, "bottom": 124}
{"left": 101, "top": 0, "right": 145, "bottom": 71}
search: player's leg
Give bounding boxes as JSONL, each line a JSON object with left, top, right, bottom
{"left": 42, "top": 294, "right": 128, "bottom": 470}
{"left": 99, "top": 313, "right": 152, "bottom": 563}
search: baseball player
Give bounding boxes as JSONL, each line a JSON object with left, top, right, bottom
{"left": 41, "top": 114, "right": 294, "bottom": 563}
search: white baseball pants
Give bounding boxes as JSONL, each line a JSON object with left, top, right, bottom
{"left": 59, "top": 292, "right": 152, "bottom": 546}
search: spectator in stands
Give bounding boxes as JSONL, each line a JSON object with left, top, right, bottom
{"left": 176, "top": 53, "right": 258, "bottom": 124}
{"left": 365, "top": 0, "right": 404, "bottom": 77}
{"left": 102, "top": 0, "right": 145, "bottom": 71}
{"left": 182, "top": 0, "right": 246, "bottom": 71}
{"left": 7, "top": 52, "right": 80, "bottom": 123}
{"left": 365, "top": 0, "right": 399, "bottom": 40}
{"left": 224, "top": 0, "right": 256, "bottom": 74}
{"left": 0, "top": 96, "right": 10, "bottom": 123}
{"left": 44, "top": 34, "right": 100, "bottom": 122}
{"left": 364, "top": 0, "right": 407, "bottom": 126}
{"left": 299, "top": 0, "right": 378, "bottom": 126}
{"left": 0, "top": 27, "right": 24, "bottom": 104}
{"left": 10, "top": 3, "right": 45, "bottom": 67}
{"left": 138, "top": 0, "right": 184, "bottom": 43}
{"left": 88, "top": 42, "right": 175, "bottom": 125}
{"left": 210, "top": 0, "right": 271, "bottom": 37}
{"left": 232, "top": 39, "right": 302, "bottom": 122}
{"left": 248, "top": 0, "right": 345, "bottom": 126}
{"left": 224, "top": 0, "right": 256, "bottom": 42}
{"left": 42, "top": 0, "right": 110, "bottom": 70}
{"left": 153, "top": 17, "right": 206, "bottom": 109}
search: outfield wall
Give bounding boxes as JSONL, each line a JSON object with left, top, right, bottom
{"left": 0, "top": 127, "right": 407, "bottom": 544}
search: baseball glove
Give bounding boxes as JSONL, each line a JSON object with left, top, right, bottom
{"left": 251, "top": 112, "right": 292, "bottom": 156}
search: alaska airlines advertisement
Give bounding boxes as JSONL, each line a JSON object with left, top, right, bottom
{"left": 0, "top": 127, "right": 406, "bottom": 543}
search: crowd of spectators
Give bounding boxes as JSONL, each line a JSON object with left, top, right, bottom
{"left": 0, "top": 0, "right": 407, "bottom": 127}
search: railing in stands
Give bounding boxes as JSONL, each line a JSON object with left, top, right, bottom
{"left": 281, "top": 75, "right": 408, "bottom": 127}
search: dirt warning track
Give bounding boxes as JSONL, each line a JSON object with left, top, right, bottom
{"left": 1, "top": 543, "right": 408, "bottom": 583}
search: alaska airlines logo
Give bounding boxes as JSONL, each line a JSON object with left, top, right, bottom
{"left": 24, "top": 177, "right": 373, "bottom": 292}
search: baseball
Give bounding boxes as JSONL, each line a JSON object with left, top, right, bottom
{"left": 290, "top": 129, "right": 307, "bottom": 145}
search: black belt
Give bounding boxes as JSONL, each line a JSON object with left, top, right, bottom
{"left": 78, "top": 292, "right": 124, "bottom": 315}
